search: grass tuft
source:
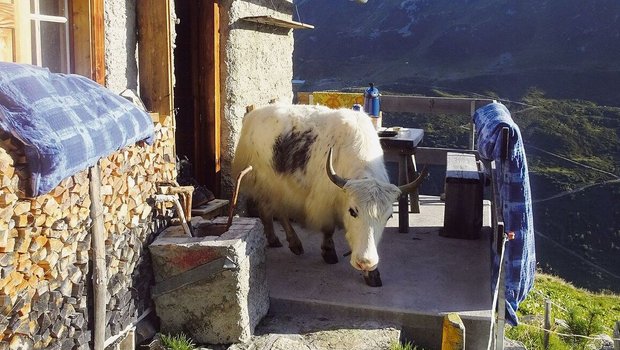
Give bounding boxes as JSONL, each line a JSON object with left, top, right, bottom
{"left": 390, "top": 341, "right": 425, "bottom": 350}
{"left": 159, "top": 332, "right": 196, "bottom": 350}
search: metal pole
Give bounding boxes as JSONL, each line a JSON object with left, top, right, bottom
{"left": 469, "top": 100, "right": 476, "bottom": 150}
{"left": 496, "top": 257, "right": 506, "bottom": 350}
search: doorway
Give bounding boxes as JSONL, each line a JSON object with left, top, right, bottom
{"left": 173, "top": 0, "right": 221, "bottom": 196}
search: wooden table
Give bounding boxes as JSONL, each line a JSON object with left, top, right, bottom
{"left": 379, "top": 128, "right": 424, "bottom": 233}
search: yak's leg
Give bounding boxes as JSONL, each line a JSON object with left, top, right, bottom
{"left": 321, "top": 228, "right": 338, "bottom": 264}
{"left": 258, "top": 207, "right": 282, "bottom": 248}
{"left": 279, "top": 216, "right": 304, "bottom": 255}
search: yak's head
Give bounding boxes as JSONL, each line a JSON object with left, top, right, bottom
{"left": 326, "top": 149, "right": 426, "bottom": 272}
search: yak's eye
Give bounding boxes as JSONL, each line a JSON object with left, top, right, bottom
{"left": 349, "top": 208, "right": 358, "bottom": 218}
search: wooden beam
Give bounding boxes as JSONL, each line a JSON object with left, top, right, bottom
{"left": 0, "top": 2, "right": 16, "bottom": 62}
{"left": 90, "top": 0, "right": 104, "bottom": 84}
{"left": 70, "top": 0, "right": 105, "bottom": 83}
{"left": 70, "top": 0, "right": 90, "bottom": 77}
{"left": 89, "top": 163, "right": 107, "bottom": 350}
{"left": 0, "top": 0, "right": 30, "bottom": 64}
{"left": 613, "top": 321, "right": 619, "bottom": 350}
{"left": 137, "top": 0, "right": 174, "bottom": 118}
{"left": 240, "top": 15, "right": 314, "bottom": 29}
{"left": 381, "top": 95, "right": 494, "bottom": 115}
{"left": 13, "top": 0, "right": 31, "bottom": 64}
{"left": 194, "top": 0, "right": 221, "bottom": 195}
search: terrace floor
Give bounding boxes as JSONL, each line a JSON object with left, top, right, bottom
{"left": 260, "top": 195, "right": 494, "bottom": 349}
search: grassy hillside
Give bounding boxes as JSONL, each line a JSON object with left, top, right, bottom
{"left": 516, "top": 92, "right": 620, "bottom": 291}
{"left": 507, "top": 273, "right": 620, "bottom": 350}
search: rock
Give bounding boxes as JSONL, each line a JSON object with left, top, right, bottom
{"left": 504, "top": 337, "right": 527, "bottom": 350}
{"left": 591, "top": 334, "right": 613, "bottom": 350}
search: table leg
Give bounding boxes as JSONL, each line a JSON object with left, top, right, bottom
{"left": 407, "top": 154, "right": 420, "bottom": 214}
{"left": 398, "top": 154, "right": 409, "bottom": 233}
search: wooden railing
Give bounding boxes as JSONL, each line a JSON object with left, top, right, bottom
{"left": 298, "top": 92, "right": 496, "bottom": 166}
{"left": 381, "top": 95, "right": 495, "bottom": 165}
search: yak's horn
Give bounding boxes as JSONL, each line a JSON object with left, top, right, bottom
{"left": 398, "top": 166, "right": 429, "bottom": 194}
{"left": 326, "top": 148, "right": 348, "bottom": 189}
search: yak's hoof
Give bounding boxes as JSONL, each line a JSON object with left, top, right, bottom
{"left": 267, "top": 238, "right": 283, "bottom": 248}
{"left": 289, "top": 244, "right": 304, "bottom": 255}
{"left": 363, "top": 269, "right": 382, "bottom": 287}
{"left": 322, "top": 250, "right": 339, "bottom": 264}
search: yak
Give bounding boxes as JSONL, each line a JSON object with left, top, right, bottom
{"left": 232, "top": 104, "right": 425, "bottom": 286}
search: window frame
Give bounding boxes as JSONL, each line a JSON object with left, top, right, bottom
{"left": 2, "top": 0, "right": 104, "bottom": 84}
{"left": 30, "top": 0, "right": 72, "bottom": 74}
{"left": 70, "top": 0, "right": 105, "bottom": 84}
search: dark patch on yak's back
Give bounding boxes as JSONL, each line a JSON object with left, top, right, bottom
{"left": 272, "top": 127, "right": 318, "bottom": 174}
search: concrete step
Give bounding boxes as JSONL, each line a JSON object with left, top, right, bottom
{"left": 263, "top": 195, "right": 494, "bottom": 349}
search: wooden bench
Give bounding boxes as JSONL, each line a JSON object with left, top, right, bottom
{"left": 441, "top": 152, "right": 483, "bottom": 239}
{"left": 191, "top": 199, "right": 229, "bottom": 220}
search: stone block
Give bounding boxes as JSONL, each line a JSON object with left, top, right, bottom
{"left": 149, "top": 217, "right": 268, "bottom": 344}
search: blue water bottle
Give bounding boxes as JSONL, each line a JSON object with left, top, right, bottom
{"left": 363, "top": 83, "right": 380, "bottom": 117}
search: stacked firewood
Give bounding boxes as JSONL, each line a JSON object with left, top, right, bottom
{"left": 0, "top": 135, "right": 93, "bottom": 349}
{"left": 0, "top": 114, "right": 177, "bottom": 348}
{"left": 98, "top": 115, "right": 177, "bottom": 339}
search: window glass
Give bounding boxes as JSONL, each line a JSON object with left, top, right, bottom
{"left": 30, "top": 0, "right": 70, "bottom": 73}
{"left": 36, "top": 21, "right": 68, "bottom": 73}
{"left": 32, "top": 0, "right": 65, "bottom": 17}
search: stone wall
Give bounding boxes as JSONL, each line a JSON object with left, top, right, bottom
{"left": 102, "top": 0, "right": 178, "bottom": 95}
{"left": 219, "top": 0, "right": 295, "bottom": 193}
{"left": 103, "top": 0, "right": 139, "bottom": 93}
{"left": 0, "top": 117, "right": 176, "bottom": 349}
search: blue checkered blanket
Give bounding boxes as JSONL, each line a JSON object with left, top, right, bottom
{"left": 474, "top": 102, "right": 536, "bottom": 326}
{"left": 0, "top": 62, "right": 154, "bottom": 197}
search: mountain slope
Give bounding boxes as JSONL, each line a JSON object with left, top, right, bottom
{"left": 293, "top": 0, "right": 620, "bottom": 105}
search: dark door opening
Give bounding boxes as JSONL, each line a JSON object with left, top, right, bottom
{"left": 173, "top": 1, "right": 221, "bottom": 197}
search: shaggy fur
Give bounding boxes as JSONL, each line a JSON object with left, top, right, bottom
{"left": 232, "top": 104, "right": 401, "bottom": 270}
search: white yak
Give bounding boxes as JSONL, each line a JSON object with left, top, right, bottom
{"left": 232, "top": 104, "right": 425, "bottom": 286}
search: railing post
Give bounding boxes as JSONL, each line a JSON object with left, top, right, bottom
{"left": 442, "top": 313, "right": 465, "bottom": 350}
{"left": 469, "top": 100, "right": 476, "bottom": 150}
{"left": 544, "top": 299, "right": 551, "bottom": 349}
{"left": 614, "top": 321, "right": 619, "bottom": 350}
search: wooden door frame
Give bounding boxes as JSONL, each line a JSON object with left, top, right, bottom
{"left": 137, "top": 0, "right": 174, "bottom": 120}
{"left": 138, "top": 0, "right": 222, "bottom": 196}
{"left": 194, "top": 1, "right": 221, "bottom": 195}
{"left": 71, "top": 0, "right": 105, "bottom": 84}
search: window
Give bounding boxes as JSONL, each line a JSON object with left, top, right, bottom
{"left": 30, "top": 0, "right": 71, "bottom": 73}
{"left": 0, "top": 0, "right": 103, "bottom": 83}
